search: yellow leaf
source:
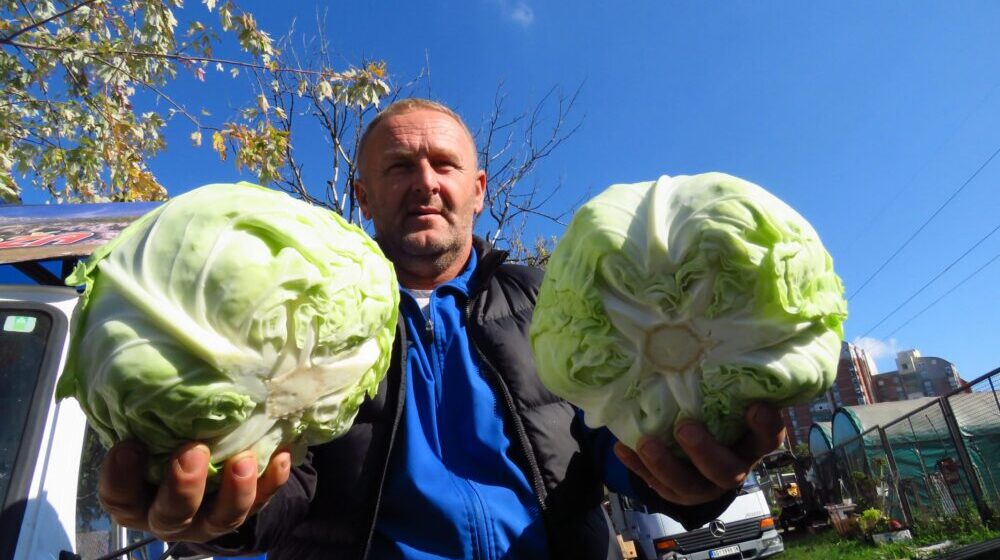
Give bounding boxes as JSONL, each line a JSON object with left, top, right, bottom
{"left": 212, "top": 131, "right": 227, "bottom": 160}
{"left": 190, "top": 130, "right": 202, "bottom": 147}
{"left": 367, "top": 61, "right": 387, "bottom": 78}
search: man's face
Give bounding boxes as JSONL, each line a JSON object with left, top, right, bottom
{"left": 356, "top": 109, "right": 486, "bottom": 266}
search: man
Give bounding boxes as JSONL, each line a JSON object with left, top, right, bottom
{"left": 98, "top": 99, "right": 785, "bottom": 559}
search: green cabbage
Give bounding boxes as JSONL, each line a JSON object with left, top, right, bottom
{"left": 57, "top": 183, "right": 398, "bottom": 481}
{"left": 530, "top": 173, "right": 846, "bottom": 449}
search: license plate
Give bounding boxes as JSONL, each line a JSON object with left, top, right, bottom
{"left": 708, "top": 545, "right": 740, "bottom": 558}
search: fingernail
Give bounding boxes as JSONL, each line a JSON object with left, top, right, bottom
{"left": 115, "top": 446, "right": 138, "bottom": 469}
{"left": 638, "top": 438, "right": 666, "bottom": 462}
{"left": 178, "top": 445, "right": 209, "bottom": 474}
{"left": 233, "top": 457, "right": 256, "bottom": 479}
{"left": 677, "top": 423, "right": 705, "bottom": 446}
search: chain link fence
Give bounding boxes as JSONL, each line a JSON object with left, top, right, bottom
{"left": 815, "top": 367, "right": 1000, "bottom": 531}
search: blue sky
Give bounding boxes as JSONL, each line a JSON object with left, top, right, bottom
{"left": 10, "top": 2, "right": 1000, "bottom": 378}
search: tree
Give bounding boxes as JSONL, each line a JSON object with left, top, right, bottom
{"left": 0, "top": 0, "right": 388, "bottom": 203}
{"left": 476, "top": 83, "right": 584, "bottom": 265}
{"left": 2, "top": 1, "right": 581, "bottom": 260}
{"left": 231, "top": 27, "right": 584, "bottom": 247}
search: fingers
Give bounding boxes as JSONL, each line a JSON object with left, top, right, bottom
{"left": 150, "top": 447, "right": 292, "bottom": 541}
{"left": 253, "top": 448, "right": 292, "bottom": 511}
{"left": 99, "top": 441, "right": 151, "bottom": 531}
{"left": 148, "top": 443, "right": 211, "bottom": 538}
{"left": 99, "top": 442, "right": 292, "bottom": 543}
{"left": 201, "top": 452, "right": 259, "bottom": 535}
{"left": 737, "top": 403, "right": 786, "bottom": 461}
{"left": 674, "top": 422, "right": 750, "bottom": 490}
{"left": 615, "top": 441, "right": 719, "bottom": 506}
{"left": 614, "top": 403, "right": 786, "bottom": 507}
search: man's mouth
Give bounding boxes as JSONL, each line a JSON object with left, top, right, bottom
{"left": 407, "top": 206, "right": 442, "bottom": 217}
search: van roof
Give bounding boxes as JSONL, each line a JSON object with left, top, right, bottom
{"left": 0, "top": 201, "right": 159, "bottom": 265}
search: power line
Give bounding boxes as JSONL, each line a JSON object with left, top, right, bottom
{"left": 846, "top": 78, "right": 1000, "bottom": 252}
{"left": 860, "top": 221, "right": 1000, "bottom": 338}
{"left": 848, "top": 141, "right": 1000, "bottom": 300}
{"left": 883, "top": 250, "right": 1000, "bottom": 339}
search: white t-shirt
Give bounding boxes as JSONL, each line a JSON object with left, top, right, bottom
{"left": 410, "top": 289, "right": 433, "bottom": 319}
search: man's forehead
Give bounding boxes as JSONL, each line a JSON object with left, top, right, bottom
{"left": 376, "top": 110, "right": 474, "bottom": 150}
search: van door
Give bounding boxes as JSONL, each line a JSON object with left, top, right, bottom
{"left": 1, "top": 299, "right": 70, "bottom": 559}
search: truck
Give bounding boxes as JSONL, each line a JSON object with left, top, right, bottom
{"left": 608, "top": 470, "right": 784, "bottom": 560}
{"left": 1, "top": 201, "right": 259, "bottom": 560}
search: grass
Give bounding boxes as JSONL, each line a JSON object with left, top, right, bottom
{"left": 781, "top": 525, "right": 1000, "bottom": 560}
{"left": 781, "top": 530, "right": 913, "bottom": 560}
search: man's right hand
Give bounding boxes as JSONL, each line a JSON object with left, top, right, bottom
{"left": 98, "top": 441, "right": 292, "bottom": 543}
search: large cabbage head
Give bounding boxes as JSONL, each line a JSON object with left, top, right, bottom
{"left": 530, "top": 173, "right": 846, "bottom": 450}
{"left": 57, "top": 183, "right": 398, "bottom": 481}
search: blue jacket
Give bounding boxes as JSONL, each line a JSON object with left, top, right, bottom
{"left": 188, "top": 240, "right": 735, "bottom": 560}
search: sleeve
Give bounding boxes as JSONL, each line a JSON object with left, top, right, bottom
{"left": 575, "top": 411, "right": 738, "bottom": 531}
{"left": 174, "top": 453, "right": 318, "bottom": 556}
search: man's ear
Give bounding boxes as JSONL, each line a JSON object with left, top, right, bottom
{"left": 354, "top": 178, "right": 373, "bottom": 220}
{"left": 473, "top": 169, "right": 487, "bottom": 215}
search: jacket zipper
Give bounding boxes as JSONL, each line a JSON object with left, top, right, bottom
{"left": 465, "top": 294, "right": 548, "bottom": 510}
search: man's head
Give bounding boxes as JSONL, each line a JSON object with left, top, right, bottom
{"left": 354, "top": 99, "right": 486, "bottom": 289}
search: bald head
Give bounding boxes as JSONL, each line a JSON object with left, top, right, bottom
{"left": 356, "top": 98, "right": 478, "bottom": 180}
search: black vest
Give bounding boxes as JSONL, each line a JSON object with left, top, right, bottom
{"left": 200, "top": 241, "right": 620, "bottom": 559}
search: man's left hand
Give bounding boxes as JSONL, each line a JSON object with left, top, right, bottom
{"left": 614, "top": 403, "right": 785, "bottom": 506}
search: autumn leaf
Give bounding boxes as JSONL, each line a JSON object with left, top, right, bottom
{"left": 212, "top": 131, "right": 227, "bottom": 160}
{"left": 366, "top": 61, "right": 387, "bottom": 78}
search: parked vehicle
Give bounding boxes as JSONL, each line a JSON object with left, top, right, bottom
{"left": 1, "top": 202, "right": 258, "bottom": 560}
{"left": 608, "top": 471, "right": 784, "bottom": 560}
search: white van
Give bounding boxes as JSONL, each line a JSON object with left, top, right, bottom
{"left": 0, "top": 202, "right": 230, "bottom": 559}
{"left": 608, "top": 471, "right": 784, "bottom": 560}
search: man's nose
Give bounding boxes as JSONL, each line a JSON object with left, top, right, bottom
{"left": 412, "top": 160, "right": 440, "bottom": 195}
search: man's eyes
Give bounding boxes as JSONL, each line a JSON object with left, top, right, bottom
{"left": 384, "top": 159, "right": 459, "bottom": 173}
{"left": 432, "top": 159, "right": 459, "bottom": 170}
{"left": 385, "top": 161, "right": 413, "bottom": 173}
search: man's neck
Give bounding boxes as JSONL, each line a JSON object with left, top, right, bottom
{"left": 396, "top": 243, "right": 474, "bottom": 290}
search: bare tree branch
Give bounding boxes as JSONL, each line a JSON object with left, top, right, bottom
{"left": 475, "top": 82, "right": 584, "bottom": 254}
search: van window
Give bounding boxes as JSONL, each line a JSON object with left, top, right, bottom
{"left": 0, "top": 309, "right": 53, "bottom": 506}
{"left": 76, "top": 427, "right": 113, "bottom": 556}
{"left": 76, "top": 428, "right": 170, "bottom": 559}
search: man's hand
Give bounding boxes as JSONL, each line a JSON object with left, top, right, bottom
{"left": 98, "top": 441, "right": 292, "bottom": 543}
{"left": 614, "top": 403, "right": 785, "bottom": 506}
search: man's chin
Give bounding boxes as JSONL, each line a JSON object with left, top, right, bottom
{"left": 398, "top": 233, "right": 454, "bottom": 256}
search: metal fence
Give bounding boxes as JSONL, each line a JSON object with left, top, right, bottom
{"left": 815, "top": 366, "right": 1000, "bottom": 530}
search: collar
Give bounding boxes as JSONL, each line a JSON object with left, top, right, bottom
{"left": 401, "top": 246, "right": 479, "bottom": 299}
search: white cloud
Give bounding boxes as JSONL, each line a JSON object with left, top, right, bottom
{"left": 852, "top": 336, "right": 900, "bottom": 361}
{"left": 508, "top": 3, "right": 534, "bottom": 26}
{"left": 491, "top": 0, "right": 535, "bottom": 27}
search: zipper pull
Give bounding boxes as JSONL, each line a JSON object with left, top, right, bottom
{"left": 425, "top": 319, "right": 434, "bottom": 340}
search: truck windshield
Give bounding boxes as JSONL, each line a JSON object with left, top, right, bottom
{"left": 0, "top": 309, "right": 54, "bottom": 506}
{"left": 740, "top": 470, "right": 760, "bottom": 494}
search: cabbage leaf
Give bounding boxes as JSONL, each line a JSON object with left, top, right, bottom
{"left": 57, "top": 183, "right": 398, "bottom": 481}
{"left": 530, "top": 173, "right": 846, "bottom": 449}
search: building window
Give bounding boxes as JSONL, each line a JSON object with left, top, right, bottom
{"left": 878, "top": 379, "right": 885, "bottom": 386}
